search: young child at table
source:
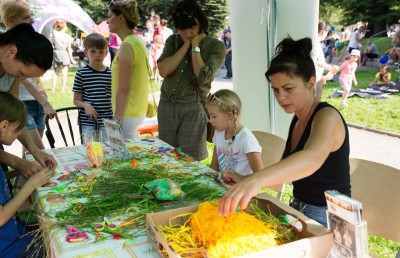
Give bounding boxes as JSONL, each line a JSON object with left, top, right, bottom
{"left": 368, "top": 65, "right": 391, "bottom": 89}
{"left": 0, "top": 92, "right": 53, "bottom": 258}
{"left": 206, "top": 89, "right": 263, "bottom": 182}
{"left": 73, "top": 33, "right": 113, "bottom": 137}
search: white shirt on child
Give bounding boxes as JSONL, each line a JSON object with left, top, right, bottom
{"left": 213, "top": 127, "right": 261, "bottom": 176}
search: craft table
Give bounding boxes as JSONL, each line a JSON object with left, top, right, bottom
{"left": 27, "top": 138, "right": 224, "bottom": 258}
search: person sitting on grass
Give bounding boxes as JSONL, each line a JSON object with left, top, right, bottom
{"left": 368, "top": 65, "right": 391, "bottom": 89}
{"left": 207, "top": 89, "right": 263, "bottom": 180}
{"left": 0, "top": 92, "right": 53, "bottom": 258}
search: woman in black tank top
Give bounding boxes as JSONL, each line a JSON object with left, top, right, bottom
{"left": 218, "top": 36, "right": 350, "bottom": 227}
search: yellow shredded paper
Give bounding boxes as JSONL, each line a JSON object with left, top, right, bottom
{"left": 158, "top": 201, "right": 285, "bottom": 257}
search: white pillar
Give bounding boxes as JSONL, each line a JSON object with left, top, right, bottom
{"left": 228, "top": 0, "right": 271, "bottom": 133}
{"left": 229, "top": 0, "right": 320, "bottom": 139}
{"left": 273, "top": 0, "right": 320, "bottom": 138}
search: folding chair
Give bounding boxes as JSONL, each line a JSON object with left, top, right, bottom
{"left": 45, "top": 107, "right": 83, "bottom": 148}
{"left": 252, "top": 131, "right": 286, "bottom": 199}
{"left": 349, "top": 158, "right": 400, "bottom": 244}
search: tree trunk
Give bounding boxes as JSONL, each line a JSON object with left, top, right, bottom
{"left": 368, "top": 21, "right": 388, "bottom": 37}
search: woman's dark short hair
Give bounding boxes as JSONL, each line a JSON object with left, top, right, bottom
{"left": 265, "top": 36, "right": 316, "bottom": 83}
{"left": 0, "top": 92, "right": 27, "bottom": 132}
{"left": 172, "top": 0, "right": 209, "bottom": 33}
{"left": 0, "top": 23, "right": 53, "bottom": 71}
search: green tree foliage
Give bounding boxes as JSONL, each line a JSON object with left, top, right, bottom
{"left": 320, "top": 0, "right": 400, "bottom": 36}
{"left": 139, "top": 0, "right": 229, "bottom": 36}
{"left": 74, "top": 0, "right": 108, "bottom": 24}
{"left": 76, "top": 0, "right": 228, "bottom": 36}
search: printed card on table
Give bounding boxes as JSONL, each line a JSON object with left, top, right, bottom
{"left": 103, "top": 118, "right": 130, "bottom": 159}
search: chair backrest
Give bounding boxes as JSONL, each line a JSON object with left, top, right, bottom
{"left": 252, "top": 131, "right": 286, "bottom": 195}
{"left": 45, "top": 107, "right": 83, "bottom": 148}
{"left": 349, "top": 158, "right": 400, "bottom": 242}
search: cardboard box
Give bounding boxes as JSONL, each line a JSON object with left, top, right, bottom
{"left": 146, "top": 193, "right": 333, "bottom": 258}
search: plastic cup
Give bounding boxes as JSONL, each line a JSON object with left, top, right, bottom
{"left": 83, "top": 131, "right": 104, "bottom": 168}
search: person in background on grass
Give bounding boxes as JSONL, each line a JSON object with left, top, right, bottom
{"left": 315, "top": 20, "right": 331, "bottom": 100}
{"left": 108, "top": 32, "right": 122, "bottom": 64}
{"left": 159, "top": 19, "right": 173, "bottom": 44}
{"left": 368, "top": 65, "right": 391, "bottom": 89}
{"left": 51, "top": 19, "right": 76, "bottom": 93}
{"left": 207, "top": 89, "right": 263, "bottom": 178}
{"left": 0, "top": 0, "right": 56, "bottom": 154}
{"left": 107, "top": 0, "right": 149, "bottom": 140}
{"left": 336, "top": 49, "right": 360, "bottom": 108}
{"left": 218, "top": 37, "right": 351, "bottom": 227}
{"left": 341, "top": 26, "right": 365, "bottom": 63}
{"left": 151, "top": 34, "right": 164, "bottom": 85}
{"left": 0, "top": 24, "right": 57, "bottom": 179}
{"left": 222, "top": 29, "right": 232, "bottom": 79}
{"left": 72, "top": 33, "right": 113, "bottom": 137}
{"left": 361, "top": 40, "right": 379, "bottom": 66}
{"left": 0, "top": 92, "right": 54, "bottom": 258}
{"left": 157, "top": 0, "right": 225, "bottom": 161}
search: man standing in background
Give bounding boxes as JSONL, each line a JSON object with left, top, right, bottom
{"left": 223, "top": 29, "right": 232, "bottom": 79}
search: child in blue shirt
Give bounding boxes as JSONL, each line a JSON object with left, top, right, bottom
{"left": 0, "top": 92, "right": 53, "bottom": 257}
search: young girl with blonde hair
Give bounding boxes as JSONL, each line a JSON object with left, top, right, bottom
{"left": 207, "top": 89, "right": 263, "bottom": 180}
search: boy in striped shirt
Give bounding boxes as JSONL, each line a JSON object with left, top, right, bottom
{"left": 73, "top": 33, "right": 113, "bottom": 136}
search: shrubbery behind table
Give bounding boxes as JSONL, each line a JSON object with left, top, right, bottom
{"left": 27, "top": 138, "right": 224, "bottom": 258}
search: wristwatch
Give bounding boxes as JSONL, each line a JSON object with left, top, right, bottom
{"left": 192, "top": 47, "right": 201, "bottom": 53}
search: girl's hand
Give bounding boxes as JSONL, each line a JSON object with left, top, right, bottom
{"left": 26, "top": 168, "right": 54, "bottom": 191}
{"left": 354, "top": 80, "right": 358, "bottom": 86}
{"left": 221, "top": 168, "right": 244, "bottom": 184}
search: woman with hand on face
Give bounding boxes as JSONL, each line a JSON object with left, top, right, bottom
{"left": 157, "top": 0, "right": 225, "bottom": 161}
{"left": 219, "top": 37, "right": 351, "bottom": 227}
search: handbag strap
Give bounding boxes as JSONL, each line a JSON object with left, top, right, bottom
{"left": 139, "top": 44, "right": 158, "bottom": 110}
{"left": 194, "top": 80, "right": 208, "bottom": 114}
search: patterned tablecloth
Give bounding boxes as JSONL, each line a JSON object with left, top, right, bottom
{"left": 27, "top": 138, "right": 224, "bottom": 258}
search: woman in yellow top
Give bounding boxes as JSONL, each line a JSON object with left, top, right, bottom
{"left": 107, "top": 0, "right": 149, "bottom": 139}
{"left": 368, "top": 65, "right": 391, "bottom": 89}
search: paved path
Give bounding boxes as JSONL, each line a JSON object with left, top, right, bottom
{"left": 4, "top": 68, "right": 400, "bottom": 169}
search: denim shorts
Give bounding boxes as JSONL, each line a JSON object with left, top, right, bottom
{"left": 290, "top": 197, "right": 328, "bottom": 227}
{"left": 23, "top": 100, "right": 45, "bottom": 130}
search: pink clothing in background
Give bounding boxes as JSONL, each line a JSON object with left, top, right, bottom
{"left": 109, "top": 33, "right": 120, "bottom": 49}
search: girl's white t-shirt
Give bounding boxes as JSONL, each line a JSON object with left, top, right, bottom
{"left": 213, "top": 127, "right": 261, "bottom": 176}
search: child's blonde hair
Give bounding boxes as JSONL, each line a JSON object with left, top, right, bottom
{"left": 207, "top": 89, "right": 242, "bottom": 116}
{"left": 0, "top": 0, "right": 30, "bottom": 28}
{"left": 207, "top": 89, "right": 242, "bottom": 141}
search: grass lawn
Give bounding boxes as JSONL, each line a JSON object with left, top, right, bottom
{"left": 322, "top": 67, "right": 400, "bottom": 134}
{"left": 43, "top": 62, "right": 400, "bottom": 257}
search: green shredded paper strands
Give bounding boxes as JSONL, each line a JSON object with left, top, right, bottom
{"left": 48, "top": 152, "right": 224, "bottom": 239}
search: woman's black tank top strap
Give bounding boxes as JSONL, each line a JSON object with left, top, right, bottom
{"left": 283, "top": 102, "right": 351, "bottom": 206}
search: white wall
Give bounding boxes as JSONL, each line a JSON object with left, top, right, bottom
{"left": 229, "top": 0, "right": 320, "bottom": 139}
